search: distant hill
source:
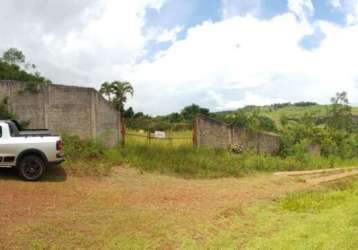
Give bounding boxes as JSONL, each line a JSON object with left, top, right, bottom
{"left": 215, "top": 103, "right": 358, "bottom": 123}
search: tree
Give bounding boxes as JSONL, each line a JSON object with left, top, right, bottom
{"left": 225, "top": 110, "right": 276, "bottom": 132}
{"left": 180, "top": 104, "right": 210, "bottom": 121}
{"left": 99, "top": 82, "right": 113, "bottom": 101}
{"left": 1, "top": 48, "right": 25, "bottom": 65}
{"left": 133, "top": 112, "right": 145, "bottom": 119}
{"left": 99, "top": 81, "right": 134, "bottom": 113}
{"left": 111, "top": 81, "right": 134, "bottom": 112}
{"left": 123, "top": 107, "right": 135, "bottom": 118}
{"left": 167, "top": 112, "right": 181, "bottom": 123}
{"left": 327, "top": 91, "right": 353, "bottom": 131}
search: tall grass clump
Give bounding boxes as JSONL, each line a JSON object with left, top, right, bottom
{"left": 61, "top": 134, "right": 115, "bottom": 176}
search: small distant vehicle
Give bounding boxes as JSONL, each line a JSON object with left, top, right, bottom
{"left": 0, "top": 120, "right": 64, "bottom": 181}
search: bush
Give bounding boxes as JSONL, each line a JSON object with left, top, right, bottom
{"left": 0, "top": 97, "right": 16, "bottom": 120}
{"left": 62, "top": 134, "right": 104, "bottom": 160}
{"left": 222, "top": 111, "right": 277, "bottom": 132}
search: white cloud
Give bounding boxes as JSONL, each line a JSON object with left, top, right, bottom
{"left": 288, "top": 0, "right": 314, "bottom": 20}
{"left": 330, "top": 0, "right": 342, "bottom": 8}
{"left": 121, "top": 13, "right": 358, "bottom": 114}
{"left": 121, "top": 14, "right": 314, "bottom": 113}
{"left": 0, "top": 0, "right": 167, "bottom": 84}
{"left": 1, "top": 0, "right": 358, "bottom": 115}
{"left": 208, "top": 91, "right": 287, "bottom": 111}
{"left": 345, "top": 0, "right": 358, "bottom": 25}
{"left": 155, "top": 26, "right": 183, "bottom": 43}
{"left": 328, "top": 0, "right": 358, "bottom": 25}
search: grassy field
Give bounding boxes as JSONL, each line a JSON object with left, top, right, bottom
{"left": 125, "top": 129, "right": 193, "bottom": 146}
{"left": 1, "top": 166, "right": 358, "bottom": 249}
{"left": 263, "top": 105, "right": 358, "bottom": 122}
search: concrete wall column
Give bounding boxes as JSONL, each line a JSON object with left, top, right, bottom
{"left": 90, "top": 90, "right": 97, "bottom": 139}
{"left": 43, "top": 84, "right": 49, "bottom": 128}
{"left": 6, "top": 81, "right": 13, "bottom": 113}
{"left": 228, "top": 126, "right": 233, "bottom": 145}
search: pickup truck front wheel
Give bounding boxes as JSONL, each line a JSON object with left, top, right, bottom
{"left": 18, "top": 155, "right": 46, "bottom": 181}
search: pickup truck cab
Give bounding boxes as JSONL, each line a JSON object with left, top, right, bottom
{"left": 0, "top": 120, "right": 64, "bottom": 181}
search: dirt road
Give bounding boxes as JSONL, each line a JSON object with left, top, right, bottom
{"left": 0, "top": 166, "right": 308, "bottom": 249}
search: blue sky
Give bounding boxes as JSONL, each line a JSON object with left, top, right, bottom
{"left": 0, "top": 0, "right": 357, "bottom": 114}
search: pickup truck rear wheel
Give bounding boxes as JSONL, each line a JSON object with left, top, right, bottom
{"left": 18, "top": 155, "right": 45, "bottom": 181}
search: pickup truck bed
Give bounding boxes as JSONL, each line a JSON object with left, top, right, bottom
{"left": 18, "top": 130, "right": 56, "bottom": 137}
{"left": 7, "top": 121, "right": 58, "bottom": 137}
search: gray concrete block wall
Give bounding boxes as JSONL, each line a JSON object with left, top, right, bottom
{"left": 0, "top": 81, "right": 47, "bottom": 129}
{"left": 256, "top": 131, "right": 280, "bottom": 154}
{"left": 195, "top": 115, "right": 231, "bottom": 149}
{"left": 95, "top": 92, "right": 121, "bottom": 147}
{"left": 194, "top": 115, "right": 280, "bottom": 154}
{"left": 0, "top": 81, "right": 121, "bottom": 146}
{"left": 47, "top": 84, "right": 93, "bottom": 138}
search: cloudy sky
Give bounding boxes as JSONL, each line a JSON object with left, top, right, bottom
{"left": 0, "top": 0, "right": 358, "bottom": 114}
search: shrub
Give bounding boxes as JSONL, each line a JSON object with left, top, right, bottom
{"left": 62, "top": 134, "right": 104, "bottom": 160}
{"left": 0, "top": 97, "right": 15, "bottom": 120}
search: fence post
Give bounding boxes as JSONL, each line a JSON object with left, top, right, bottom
{"left": 192, "top": 118, "right": 197, "bottom": 147}
{"left": 147, "top": 130, "right": 151, "bottom": 144}
{"left": 121, "top": 122, "right": 126, "bottom": 147}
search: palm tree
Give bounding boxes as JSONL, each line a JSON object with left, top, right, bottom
{"left": 99, "top": 82, "right": 113, "bottom": 102}
{"left": 111, "top": 81, "right": 134, "bottom": 112}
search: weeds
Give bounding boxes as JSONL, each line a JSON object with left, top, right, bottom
{"left": 61, "top": 134, "right": 113, "bottom": 176}
{"left": 61, "top": 134, "right": 358, "bottom": 178}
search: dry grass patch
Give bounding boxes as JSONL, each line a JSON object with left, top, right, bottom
{"left": 0, "top": 166, "right": 308, "bottom": 249}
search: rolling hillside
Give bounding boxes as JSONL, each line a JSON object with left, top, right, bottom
{"left": 216, "top": 104, "right": 358, "bottom": 123}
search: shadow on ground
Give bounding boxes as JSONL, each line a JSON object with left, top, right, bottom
{"left": 0, "top": 166, "right": 67, "bottom": 182}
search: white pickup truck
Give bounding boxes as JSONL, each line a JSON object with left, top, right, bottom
{"left": 0, "top": 120, "right": 64, "bottom": 181}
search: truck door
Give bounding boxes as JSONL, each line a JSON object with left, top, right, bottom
{"left": 0, "top": 124, "right": 16, "bottom": 166}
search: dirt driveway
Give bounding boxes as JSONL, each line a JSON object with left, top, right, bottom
{"left": 0, "top": 166, "right": 308, "bottom": 249}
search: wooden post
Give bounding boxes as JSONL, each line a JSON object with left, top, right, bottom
{"left": 169, "top": 129, "right": 172, "bottom": 146}
{"left": 121, "top": 119, "right": 126, "bottom": 147}
{"left": 147, "top": 130, "right": 151, "bottom": 144}
{"left": 192, "top": 118, "right": 197, "bottom": 147}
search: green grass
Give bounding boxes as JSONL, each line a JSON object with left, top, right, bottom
{"left": 105, "top": 142, "right": 358, "bottom": 179}
{"left": 243, "top": 180, "right": 358, "bottom": 249}
{"left": 264, "top": 105, "right": 332, "bottom": 121}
